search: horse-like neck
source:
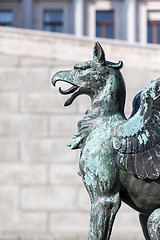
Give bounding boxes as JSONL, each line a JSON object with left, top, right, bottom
{"left": 91, "top": 84, "right": 125, "bottom": 118}
{"left": 69, "top": 76, "right": 126, "bottom": 149}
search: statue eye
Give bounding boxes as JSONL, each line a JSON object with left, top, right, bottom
{"left": 74, "top": 61, "right": 93, "bottom": 70}
{"left": 74, "top": 65, "right": 91, "bottom": 70}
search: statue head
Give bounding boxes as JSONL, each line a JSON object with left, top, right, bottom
{"left": 52, "top": 42, "right": 125, "bottom": 108}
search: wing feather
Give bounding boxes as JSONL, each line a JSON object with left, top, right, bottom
{"left": 143, "top": 150, "right": 158, "bottom": 179}
{"left": 113, "top": 78, "right": 160, "bottom": 179}
{"left": 117, "top": 153, "right": 126, "bottom": 170}
{"left": 135, "top": 153, "right": 146, "bottom": 179}
{"left": 126, "top": 154, "right": 136, "bottom": 175}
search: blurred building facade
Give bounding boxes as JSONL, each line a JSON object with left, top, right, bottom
{"left": 0, "top": 26, "right": 160, "bottom": 240}
{"left": 0, "top": 0, "right": 160, "bottom": 44}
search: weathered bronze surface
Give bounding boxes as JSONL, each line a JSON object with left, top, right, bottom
{"left": 52, "top": 42, "right": 160, "bottom": 240}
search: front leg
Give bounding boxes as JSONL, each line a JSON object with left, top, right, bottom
{"left": 88, "top": 193, "right": 121, "bottom": 240}
{"left": 80, "top": 155, "right": 121, "bottom": 240}
{"left": 79, "top": 133, "right": 121, "bottom": 240}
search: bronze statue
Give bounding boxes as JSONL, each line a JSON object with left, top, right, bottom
{"left": 52, "top": 42, "right": 160, "bottom": 240}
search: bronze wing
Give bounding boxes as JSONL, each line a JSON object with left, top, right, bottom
{"left": 113, "top": 78, "right": 160, "bottom": 179}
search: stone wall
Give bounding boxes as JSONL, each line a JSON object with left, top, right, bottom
{"left": 0, "top": 27, "right": 160, "bottom": 240}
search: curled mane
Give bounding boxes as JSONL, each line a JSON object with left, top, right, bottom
{"left": 68, "top": 101, "right": 103, "bottom": 149}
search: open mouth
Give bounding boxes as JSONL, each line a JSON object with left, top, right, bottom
{"left": 58, "top": 85, "right": 80, "bottom": 106}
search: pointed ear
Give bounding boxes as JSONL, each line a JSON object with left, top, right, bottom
{"left": 93, "top": 42, "right": 106, "bottom": 65}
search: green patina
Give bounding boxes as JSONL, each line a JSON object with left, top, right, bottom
{"left": 52, "top": 42, "right": 160, "bottom": 240}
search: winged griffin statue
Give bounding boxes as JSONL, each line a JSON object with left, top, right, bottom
{"left": 52, "top": 42, "right": 160, "bottom": 240}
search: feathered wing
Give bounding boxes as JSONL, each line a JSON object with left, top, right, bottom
{"left": 113, "top": 78, "right": 160, "bottom": 179}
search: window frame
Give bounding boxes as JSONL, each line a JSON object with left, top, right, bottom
{"left": 148, "top": 20, "right": 160, "bottom": 44}
{"left": 0, "top": 9, "right": 13, "bottom": 27}
{"left": 43, "top": 9, "right": 64, "bottom": 33}
{"left": 147, "top": 11, "right": 160, "bottom": 44}
{"left": 96, "top": 10, "right": 114, "bottom": 39}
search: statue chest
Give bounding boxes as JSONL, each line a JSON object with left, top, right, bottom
{"left": 78, "top": 126, "right": 119, "bottom": 193}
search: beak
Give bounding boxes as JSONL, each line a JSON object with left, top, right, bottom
{"left": 51, "top": 70, "right": 80, "bottom": 107}
{"left": 52, "top": 71, "right": 64, "bottom": 86}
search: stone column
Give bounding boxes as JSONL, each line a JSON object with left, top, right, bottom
{"left": 22, "top": 0, "right": 33, "bottom": 29}
{"left": 139, "top": 2, "right": 147, "bottom": 44}
{"left": 73, "top": 0, "right": 84, "bottom": 37}
{"left": 124, "top": 0, "right": 136, "bottom": 42}
{"left": 88, "top": 2, "right": 95, "bottom": 38}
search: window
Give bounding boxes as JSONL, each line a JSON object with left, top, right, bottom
{"left": 147, "top": 11, "right": 160, "bottom": 44}
{"left": 44, "top": 10, "right": 64, "bottom": 33}
{"left": 0, "top": 10, "right": 13, "bottom": 26}
{"left": 96, "top": 10, "right": 114, "bottom": 39}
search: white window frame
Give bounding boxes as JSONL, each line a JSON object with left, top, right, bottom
{"left": 34, "top": 1, "right": 71, "bottom": 33}
{"left": 86, "top": 1, "right": 123, "bottom": 40}
{"left": 43, "top": 10, "right": 64, "bottom": 33}
{"left": 0, "top": 10, "right": 13, "bottom": 26}
{"left": 0, "top": 1, "right": 21, "bottom": 28}
{"left": 139, "top": 1, "right": 160, "bottom": 44}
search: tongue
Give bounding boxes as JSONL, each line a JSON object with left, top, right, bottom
{"left": 64, "top": 89, "right": 81, "bottom": 106}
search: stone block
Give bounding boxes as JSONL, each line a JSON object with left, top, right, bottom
{"left": 19, "top": 56, "right": 55, "bottom": 67}
{"left": 0, "top": 139, "right": 18, "bottom": 161}
{"left": 0, "top": 54, "right": 19, "bottom": 66}
{"left": 0, "top": 67, "right": 50, "bottom": 92}
{"left": 21, "top": 186, "right": 78, "bottom": 210}
{"left": 0, "top": 211, "right": 47, "bottom": 232}
{"left": 112, "top": 204, "right": 144, "bottom": 239}
{"left": 120, "top": 202, "right": 134, "bottom": 213}
{"left": 50, "top": 212, "right": 90, "bottom": 233}
{"left": 11, "top": 232, "right": 85, "bottom": 240}
{"left": 77, "top": 187, "right": 90, "bottom": 211}
{"left": 0, "top": 234, "right": 18, "bottom": 240}
{"left": 77, "top": 95, "right": 91, "bottom": 114}
{"left": 53, "top": 233, "right": 84, "bottom": 240}
{"left": 20, "top": 93, "right": 78, "bottom": 114}
{"left": 49, "top": 115, "right": 80, "bottom": 137}
{"left": 0, "top": 186, "right": 18, "bottom": 210}
{"left": 0, "top": 115, "right": 48, "bottom": 137}
{"left": 78, "top": 234, "right": 89, "bottom": 240}
{"left": 112, "top": 211, "right": 142, "bottom": 236}
{"left": 21, "top": 138, "right": 77, "bottom": 162}
{"left": 0, "top": 93, "right": 19, "bottom": 113}
{"left": 49, "top": 163, "right": 82, "bottom": 186}
{"left": 111, "top": 235, "right": 143, "bottom": 240}
{"left": 0, "top": 163, "right": 47, "bottom": 185}
{"left": 123, "top": 68, "right": 155, "bottom": 92}
{"left": 16, "top": 234, "right": 53, "bottom": 240}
